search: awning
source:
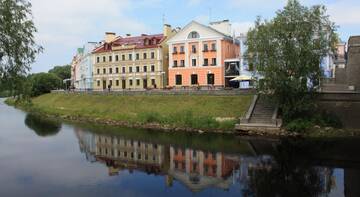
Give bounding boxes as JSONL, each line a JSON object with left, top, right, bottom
{"left": 230, "top": 75, "right": 252, "bottom": 81}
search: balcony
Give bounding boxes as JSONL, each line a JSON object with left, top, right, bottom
{"left": 179, "top": 51, "right": 185, "bottom": 54}
{"left": 202, "top": 49, "right": 209, "bottom": 52}
{"left": 172, "top": 51, "right": 178, "bottom": 55}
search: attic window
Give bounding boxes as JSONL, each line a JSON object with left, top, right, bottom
{"left": 144, "top": 39, "right": 149, "bottom": 45}
{"left": 188, "top": 31, "right": 200, "bottom": 39}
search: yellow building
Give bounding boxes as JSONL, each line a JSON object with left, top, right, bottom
{"left": 92, "top": 25, "right": 175, "bottom": 90}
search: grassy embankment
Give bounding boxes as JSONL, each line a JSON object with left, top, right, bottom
{"left": 10, "top": 93, "right": 253, "bottom": 131}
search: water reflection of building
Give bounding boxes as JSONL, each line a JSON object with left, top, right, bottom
{"left": 75, "top": 128, "right": 96, "bottom": 162}
{"left": 167, "top": 146, "right": 239, "bottom": 192}
{"left": 94, "top": 134, "right": 167, "bottom": 176}
{"left": 74, "top": 129, "right": 342, "bottom": 196}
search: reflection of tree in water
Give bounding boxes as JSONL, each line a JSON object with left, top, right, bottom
{"left": 25, "top": 114, "right": 61, "bottom": 137}
{"left": 246, "top": 139, "right": 333, "bottom": 197}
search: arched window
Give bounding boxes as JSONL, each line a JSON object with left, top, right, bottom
{"left": 188, "top": 31, "right": 200, "bottom": 39}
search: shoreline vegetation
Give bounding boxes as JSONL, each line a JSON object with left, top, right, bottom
{"left": 4, "top": 93, "right": 360, "bottom": 138}
{"left": 5, "top": 93, "right": 253, "bottom": 133}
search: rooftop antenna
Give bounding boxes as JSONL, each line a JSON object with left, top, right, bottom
{"left": 162, "top": 14, "right": 166, "bottom": 25}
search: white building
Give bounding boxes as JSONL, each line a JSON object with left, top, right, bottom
{"left": 73, "top": 42, "right": 99, "bottom": 90}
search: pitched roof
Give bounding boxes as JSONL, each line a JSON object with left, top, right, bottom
{"left": 93, "top": 34, "right": 165, "bottom": 53}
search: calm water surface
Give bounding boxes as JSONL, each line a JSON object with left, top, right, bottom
{"left": 0, "top": 98, "right": 360, "bottom": 197}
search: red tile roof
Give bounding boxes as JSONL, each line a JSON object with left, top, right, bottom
{"left": 93, "top": 34, "right": 165, "bottom": 53}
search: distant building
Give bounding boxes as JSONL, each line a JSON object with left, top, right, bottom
{"left": 92, "top": 25, "right": 176, "bottom": 91}
{"left": 167, "top": 20, "right": 240, "bottom": 89}
{"left": 72, "top": 42, "right": 99, "bottom": 90}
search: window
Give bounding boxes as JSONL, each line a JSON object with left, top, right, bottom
{"left": 116, "top": 67, "right": 119, "bottom": 73}
{"left": 191, "top": 74, "right": 198, "bottom": 85}
{"left": 173, "top": 60, "right": 178, "bottom": 67}
{"left": 212, "top": 58, "right": 217, "bottom": 66}
{"left": 129, "top": 79, "right": 133, "bottom": 86}
{"left": 103, "top": 68, "right": 106, "bottom": 74}
{"left": 136, "top": 66, "right": 140, "bottom": 73}
{"left": 151, "top": 52, "right": 155, "bottom": 59}
{"left": 97, "top": 81, "right": 100, "bottom": 86}
{"left": 193, "top": 163, "right": 197, "bottom": 171}
{"left": 151, "top": 79, "right": 156, "bottom": 86}
{"left": 211, "top": 43, "right": 216, "bottom": 51}
{"left": 109, "top": 56, "right": 112, "bottom": 62}
{"left": 103, "top": 56, "right": 106, "bottom": 62}
{"left": 136, "top": 53, "right": 140, "bottom": 60}
{"left": 109, "top": 68, "right": 113, "bottom": 74}
{"left": 115, "top": 55, "right": 119, "bottom": 61}
{"left": 175, "top": 75, "right": 182, "bottom": 85}
{"left": 207, "top": 73, "right": 215, "bottom": 85}
{"left": 180, "top": 46, "right": 184, "bottom": 53}
{"left": 188, "top": 31, "right": 200, "bottom": 39}
{"left": 109, "top": 80, "right": 113, "bottom": 86}
{"left": 122, "top": 55, "right": 125, "bottom": 61}
{"left": 143, "top": 53, "right": 147, "bottom": 59}
{"left": 143, "top": 66, "right": 147, "bottom": 72}
{"left": 122, "top": 67, "right": 126, "bottom": 73}
{"left": 203, "top": 44, "right": 208, "bottom": 52}
{"left": 116, "top": 80, "right": 119, "bottom": 86}
{"left": 180, "top": 60, "right": 185, "bottom": 67}
{"left": 151, "top": 65, "right": 155, "bottom": 72}
{"left": 129, "top": 54, "right": 132, "bottom": 60}
{"left": 129, "top": 67, "right": 133, "bottom": 73}
{"left": 97, "top": 68, "right": 100, "bottom": 74}
{"left": 173, "top": 47, "right": 177, "bottom": 54}
{"left": 204, "top": 58, "right": 209, "bottom": 66}
{"left": 97, "top": 57, "right": 100, "bottom": 63}
{"left": 191, "top": 45, "right": 197, "bottom": 53}
{"left": 192, "top": 59, "right": 196, "bottom": 67}
{"left": 136, "top": 79, "right": 140, "bottom": 86}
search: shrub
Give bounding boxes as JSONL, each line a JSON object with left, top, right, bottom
{"left": 286, "top": 119, "right": 314, "bottom": 133}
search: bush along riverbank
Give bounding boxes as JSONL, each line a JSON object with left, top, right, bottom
{"left": 6, "top": 93, "right": 253, "bottom": 133}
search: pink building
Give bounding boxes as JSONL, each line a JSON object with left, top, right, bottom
{"left": 167, "top": 20, "right": 240, "bottom": 89}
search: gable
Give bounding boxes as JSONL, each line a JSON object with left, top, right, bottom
{"left": 167, "top": 21, "right": 227, "bottom": 43}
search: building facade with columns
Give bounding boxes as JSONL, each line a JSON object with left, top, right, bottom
{"left": 167, "top": 20, "right": 240, "bottom": 88}
{"left": 92, "top": 25, "right": 175, "bottom": 91}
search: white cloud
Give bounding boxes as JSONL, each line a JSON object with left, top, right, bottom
{"left": 188, "top": 0, "right": 203, "bottom": 6}
{"left": 31, "top": 0, "right": 151, "bottom": 47}
{"left": 327, "top": 1, "right": 360, "bottom": 26}
{"left": 232, "top": 21, "right": 254, "bottom": 35}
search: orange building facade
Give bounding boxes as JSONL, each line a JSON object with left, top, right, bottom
{"left": 167, "top": 21, "right": 240, "bottom": 88}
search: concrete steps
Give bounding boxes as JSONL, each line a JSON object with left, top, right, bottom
{"left": 237, "top": 95, "right": 282, "bottom": 131}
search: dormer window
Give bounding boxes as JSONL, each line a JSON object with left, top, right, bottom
{"left": 188, "top": 31, "right": 200, "bottom": 39}
{"left": 144, "top": 39, "right": 149, "bottom": 46}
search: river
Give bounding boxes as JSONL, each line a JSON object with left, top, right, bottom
{"left": 0, "top": 98, "right": 359, "bottom": 197}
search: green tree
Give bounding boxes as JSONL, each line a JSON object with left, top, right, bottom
{"left": 48, "top": 65, "right": 71, "bottom": 81}
{"left": 29, "top": 73, "right": 62, "bottom": 96}
{"left": 0, "top": 0, "right": 43, "bottom": 98}
{"left": 246, "top": 0, "right": 337, "bottom": 122}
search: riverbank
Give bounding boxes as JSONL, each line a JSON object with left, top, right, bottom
{"left": 6, "top": 93, "right": 253, "bottom": 133}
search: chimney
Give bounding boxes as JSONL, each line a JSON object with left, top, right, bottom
{"left": 163, "top": 24, "right": 172, "bottom": 37}
{"left": 105, "top": 32, "right": 116, "bottom": 43}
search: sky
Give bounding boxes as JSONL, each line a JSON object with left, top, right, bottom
{"left": 30, "top": 0, "right": 360, "bottom": 73}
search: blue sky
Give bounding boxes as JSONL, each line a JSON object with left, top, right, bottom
{"left": 30, "top": 0, "right": 360, "bottom": 73}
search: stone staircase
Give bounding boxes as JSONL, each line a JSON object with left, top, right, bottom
{"left": 249, "top": 96, "right": 276, "bottom": 125}
{"left": 236, "top": 95, "right": 282, "bottom": 132}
